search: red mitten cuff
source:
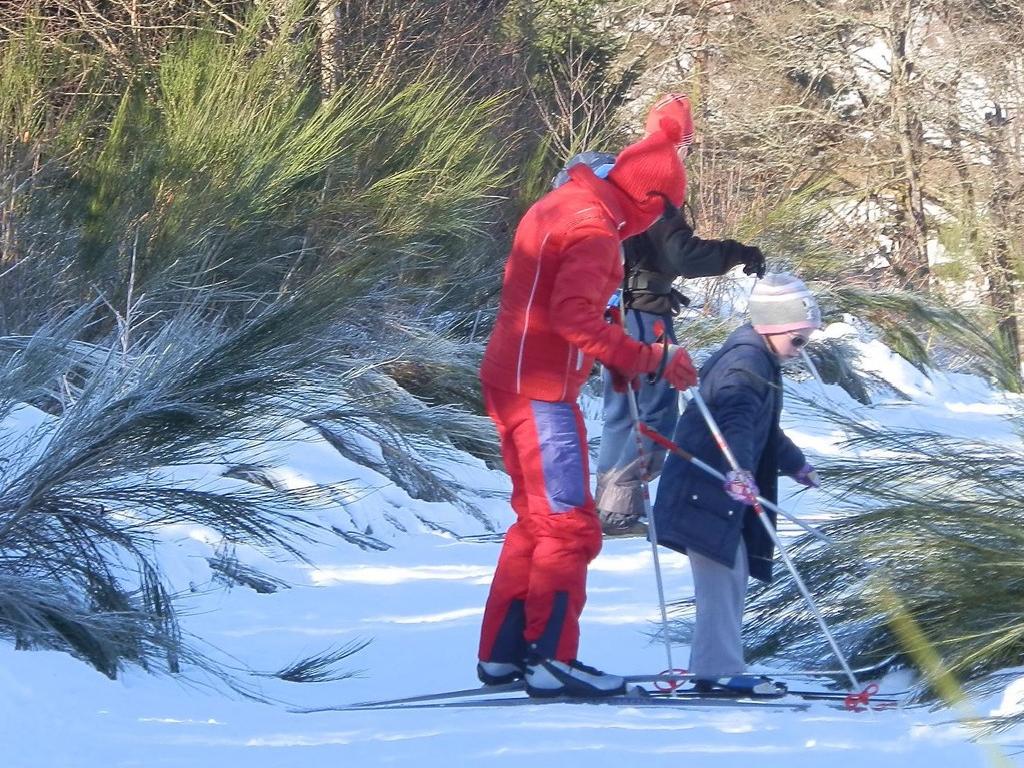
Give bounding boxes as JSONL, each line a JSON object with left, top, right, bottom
{"left": 605, "top": 339, "right": 661, "bottom": 379}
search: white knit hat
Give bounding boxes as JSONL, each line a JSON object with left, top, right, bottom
{"left": 748, "top": 273, "right": 821, "bottom": 334}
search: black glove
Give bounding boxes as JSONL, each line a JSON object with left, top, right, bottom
{"left": 735, "top": 244, "right": 766, "bottom": 278}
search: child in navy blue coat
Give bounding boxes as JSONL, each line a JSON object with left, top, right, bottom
{"left": 653, "top": 273, "right": 822, "bottom": 695}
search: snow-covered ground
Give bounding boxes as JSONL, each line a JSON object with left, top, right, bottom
{"left": 3, "top": 323, "right": 1024, "bottom": 767}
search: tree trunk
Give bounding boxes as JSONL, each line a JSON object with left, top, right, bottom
{"left": 942, "top": 75, "right": 976, "bottom": 242}
{"left": 318, "top": 0, "right": 341, "bottom": 97}
{"left": 888, "top": 0, "right": 930, "bottom": 288}
{"left": 984, "top": 104, "right": 1022, "bottom": 374}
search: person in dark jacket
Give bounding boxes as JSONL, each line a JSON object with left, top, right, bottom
{"left": 595, "top": 201, "right": 767, "bottom": 535}
{"left": 652, "top": 272, "right": 822, "bottom": 696}
{"left": 552, "top": 104, "right": 767, "bottom": 536}
{"left": 552, "top": 146, "right": 767, "bottom": 536}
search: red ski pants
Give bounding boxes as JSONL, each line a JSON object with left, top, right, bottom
{"left": 478, "top": 385, "right": 603, "bottom": 664}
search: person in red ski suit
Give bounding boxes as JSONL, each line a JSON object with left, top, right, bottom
{"left": 477, "top": 95, "right": 700, "bottom": 698}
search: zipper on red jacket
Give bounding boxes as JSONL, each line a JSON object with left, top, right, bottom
{"left": 560, "top": 345, "right": 573, "bottom": 400}
{"left": 515, "top": 233, "right": 549, "bottom": 394}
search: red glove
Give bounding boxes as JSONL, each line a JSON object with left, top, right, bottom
{"left": 662, "top": 344, "right": 697, "bottom": 390}
{"left": 609, "top": 337, "right": 696, "bottom": 390}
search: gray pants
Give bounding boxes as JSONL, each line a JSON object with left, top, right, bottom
{"left": 688, "top": 539, "right": 749, "bottom": 679}
{"left": 595, "top": 309, "right": 678, "bottom": 528}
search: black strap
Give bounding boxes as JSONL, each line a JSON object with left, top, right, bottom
{"left": 647, "top": 329, "right": 670, "bottom": 384}
{"left": 627, "top": 269, "right": 675, "bottom": 296}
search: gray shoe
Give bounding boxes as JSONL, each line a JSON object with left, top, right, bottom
{"left": 600, "top": 514, "right": 648, "bottom": 537}
{"left": 693, "top": 675, "right": 788, "bottom": 697}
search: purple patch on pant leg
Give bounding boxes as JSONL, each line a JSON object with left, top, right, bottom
{"left": 530, "top": 401, "right": 587, "bottom": 513}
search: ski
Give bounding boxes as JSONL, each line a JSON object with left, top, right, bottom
{"left": 352, "top": 695, "right": 903, "bottom": 712}
{"left": 647, "top": 687, "right": 908, "bottom": 708}
{"left": 297, "top": 689, "right": 813, "bottom": 713}
{"left": 337, "top": 678, "right": 526, "bottom": 709}
{"left": 292, "top": 659, "right": 901, "bottom": 713}
{"left": 294, "top": 690, "right": 906, "bottom": 713}
{"left": 294, "top": 673, "right": 688, "bottom": 712}
{"left": 297, "top": 687, "right": 908, "bottom": 713}
{"left": 764, "top": 654, "right": 899, "bottom": 682}
{"left": 292, "top": 682, "right": 908, "bottom": 715}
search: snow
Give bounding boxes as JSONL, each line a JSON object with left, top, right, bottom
{"left": 992, "top": 679, "right": 1024, "bottom": 720}
{"left": 2, "top": 327, "right": 1024, "bottom": 767}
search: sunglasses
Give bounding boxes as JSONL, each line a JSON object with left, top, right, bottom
{"left": 789, "top": 333, "right": 809, "bottom": 349}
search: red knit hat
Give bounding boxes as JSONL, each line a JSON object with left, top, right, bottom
{"left": 645, "top": 94, "right": 695, "bottom": 147}
{"left": 606, "top": 126, "right": 687, "bottom": 237}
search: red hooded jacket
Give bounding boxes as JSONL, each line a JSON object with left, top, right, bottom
{"left": 481, "top": 120, "right": 688, "bottom": 402}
